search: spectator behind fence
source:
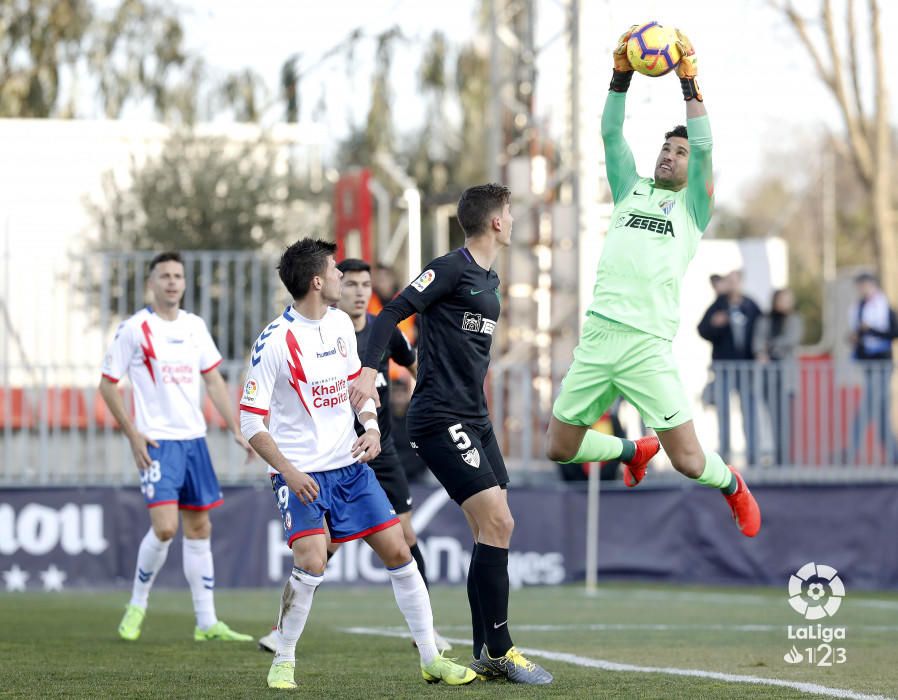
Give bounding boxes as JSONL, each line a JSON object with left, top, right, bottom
{"left": 709, "top": 273, "right": 727, "bottom": 299}
{"left": 698, "top": 270, "right": 763, "bottom": 464}
{"left": 369, "top": 262, "right": 400, "bottom": 315}
{"left": 848, "top": 272, "right": 898, "bottom": 463}
{"left": 753, "top": 289, "right": 803, "bottom": 465}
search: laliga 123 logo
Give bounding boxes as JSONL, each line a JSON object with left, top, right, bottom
{"left": 784, "top": 562, "right": 848, "bottom": 667}
{"left": 788, "top": 562, "right": 845, "bottom": 620}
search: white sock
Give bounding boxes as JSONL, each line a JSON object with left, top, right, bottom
{"left": 129, "top": 528, "right": 171, "bottom": 608}
{"left": 388, "top": 560, "right": 438, "bottom": 665}
{"left": 183, "top": 537, "right": 218, "bottom": 630}
{"left": 274, "top": 567, "right": 323, "bottom": 665}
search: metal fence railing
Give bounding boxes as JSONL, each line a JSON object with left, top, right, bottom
{"left": 707, "top": 359, "right": 897, "bottom": 469}
{"left": 1, "top": 359, "right": 896, "bottom": 486}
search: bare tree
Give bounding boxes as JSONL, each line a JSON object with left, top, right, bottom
{"left": 776, "top": 0, "right": 895, "bottom": 301}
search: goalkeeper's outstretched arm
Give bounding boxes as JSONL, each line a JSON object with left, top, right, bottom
{"left": 675, "top": 29, "right": 714, "bottom": 232}
{"left": 602, "top": 26, "right": 639, "bottom": 203}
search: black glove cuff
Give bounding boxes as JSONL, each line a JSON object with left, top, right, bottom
{"left": 609, "top": 70, "right": 633, "bottom": 93}
{"left": 680, "top": 77, "right": 703, "bottom": 101}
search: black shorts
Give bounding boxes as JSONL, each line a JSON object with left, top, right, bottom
{"left": 408, "top": 419, "right": 509, "bottom": 505}
{"left": 367, "top": 437, "right": 413, "bottom": 515}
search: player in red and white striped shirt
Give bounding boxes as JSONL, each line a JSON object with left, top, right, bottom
{"left": 98, "top": 251, "right": 252, "bottom": 643}
{"left": 240, "top": 238, "right": 475, "bottom": 689}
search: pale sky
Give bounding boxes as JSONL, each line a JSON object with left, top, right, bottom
{"left": 156, "top": 0, "right": 896, "bottom": 208}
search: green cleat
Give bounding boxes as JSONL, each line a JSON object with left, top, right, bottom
{"left": 194, "top": 620, "right": 254, "bottom": 642}
{"left": 421, "top": 653, "right": 478, "bottom": 686}
{"left": 267, "top": 661, "right": 297, "bottom": 689}
{"left": 118, "top": 604, "right": 146, "bottom": 641}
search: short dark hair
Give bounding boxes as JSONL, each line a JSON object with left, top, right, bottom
{"left": 278, "top": 238, "right": 337, "bottom": 300}
{"left": 337, "top": 258, "right": 371, "bottom": 275}
{"left": 854, "top": 271, "right": 879, "bottom": 285}
{"left": 665, "top": 125, "right": 688, "bottom": 140}
{"left": 149, "top": 251, "right": 184, "bottom": 272}
{"left": 456, "top": 183, "right": 511, "bottom": 237}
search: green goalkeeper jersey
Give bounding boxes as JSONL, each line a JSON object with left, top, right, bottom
{"left": 588, "top": 91, "right": 714, "bottom": 341}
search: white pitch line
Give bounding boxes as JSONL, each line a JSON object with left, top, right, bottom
{"left": 342, "top": 627, "right": 895, "bottom": 700}
{"left": 591, "top": 587, "right": 898, "bottom": 611}
{"left": 421, "top": 623, "right": 898, "bottom": 633}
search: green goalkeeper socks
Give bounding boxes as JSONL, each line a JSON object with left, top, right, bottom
{"left": 565, "top": 429, "right": 634, "bottom": 464}
{"left": 696, "top": 452, "right": 737, "bottom": 494}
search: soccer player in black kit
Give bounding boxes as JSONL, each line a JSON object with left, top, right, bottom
{"left": 350, "top": 183, "right": 553, "bottom": 684}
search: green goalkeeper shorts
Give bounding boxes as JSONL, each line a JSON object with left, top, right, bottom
{"left": 552, "top": 312, "right": 692, "bottom": 431}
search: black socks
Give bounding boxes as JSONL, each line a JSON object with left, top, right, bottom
{"left": 471, "top": 542, "right": 513, "bottom": 658}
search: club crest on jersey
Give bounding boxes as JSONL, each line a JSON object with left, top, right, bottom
{"left": 462, "top": 448, "right": 481, "bottom": 468}
{"left": 462, "top": 312, "right": 496, "bottom": 336}
{"left": 337, "top": 337, "right": 347, "bottom": 357}
{"left": 411, "top": 269, "right": 436, "bottom": 292}
{"left": 243, "top": 379, "right": 258, "bottom": 402}
{"left": 659, "top": 200, "right": 676, "bottom": 215}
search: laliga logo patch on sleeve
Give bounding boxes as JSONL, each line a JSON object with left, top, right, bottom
{"left": 243, "top": 379, "right": 258, "bottom": 402}
{"left": 411, "top": 269, "right": 435, "bottom": 292}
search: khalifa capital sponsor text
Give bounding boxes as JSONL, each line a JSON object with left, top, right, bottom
{"left": 0, "top": 503, "right": 109, "bottom": 556}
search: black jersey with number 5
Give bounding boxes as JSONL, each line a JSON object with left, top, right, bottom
{"left": 400, "top": 247, "right": 500, "bottom": 433}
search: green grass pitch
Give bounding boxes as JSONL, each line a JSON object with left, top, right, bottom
{"left": 1, "top": 583, "right": 896, "bottom": 698}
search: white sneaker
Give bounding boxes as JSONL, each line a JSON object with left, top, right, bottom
{"left": 434, "top": 630, "right": 453, "bottom": 653}
{"left": 258, "top": 628, "right": 280, "bottom": 653}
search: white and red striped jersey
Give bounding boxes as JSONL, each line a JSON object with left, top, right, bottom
{"left": 240, "top": 305, "right": 363, "bottom": 474}
{"left": 101, "top": 307, "right": 222, "bottom": 440}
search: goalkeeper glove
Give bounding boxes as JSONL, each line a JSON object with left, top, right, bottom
{"left": 610, "top": 25, "right": 638, "bottom": 93}
{"left": 674, "top": 29, "right": 702, "bottom": 101}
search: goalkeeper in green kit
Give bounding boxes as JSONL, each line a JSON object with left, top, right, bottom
{"left": 546, "top": 27, "right": 761, "bottom": 537}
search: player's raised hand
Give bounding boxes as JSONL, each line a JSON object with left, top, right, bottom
{"left": 284, "top": 468, "right": 319, "bottom": 505}
{"left": 349, "top": 367, "right": 380, "bottom": 411}
{"left": 673, "top": 29, "right": 697, "bottom": 79}
{"left": 351, "top": 429, "right": 381, "bottom": 463}
{"left": 128, "top": 433, "right": 159, "bottom": 470}
{"left": 613, "top": 25, "right": 638, "bottom": 72}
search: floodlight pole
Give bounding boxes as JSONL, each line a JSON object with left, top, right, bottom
{"left": 404, "top": 188, "right": 422, "bottom": 281}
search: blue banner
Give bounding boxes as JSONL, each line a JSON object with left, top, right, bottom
{"left": 1, "top": 482, "right": 896, "bottom": 591}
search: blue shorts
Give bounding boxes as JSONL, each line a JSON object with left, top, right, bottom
{"left": 270, "top": 462, "right": 399, "bottom": 548}
{"left": 143, "top": 438, "right": 223, "bottom": 511}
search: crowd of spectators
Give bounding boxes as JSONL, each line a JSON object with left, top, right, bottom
{"left": 698, "top": 270, "right": 897, "bottom": 466}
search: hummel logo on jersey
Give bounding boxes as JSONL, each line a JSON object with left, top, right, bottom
{"left": 462, "top": 312, "right": 497, "bottom": 336}
{"left": 252, "top": 321, "right": 279, "bottom": 366}
{"left": 316, "top": 348, "right": 336, "bottom": 358}
{"left": 623, "top": 214, "right": 675, "bottom": 237}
